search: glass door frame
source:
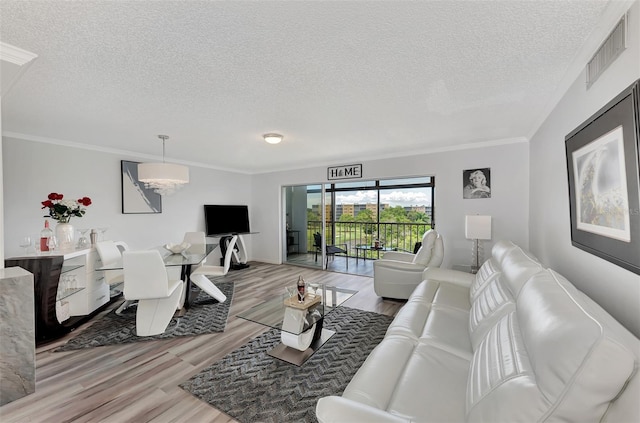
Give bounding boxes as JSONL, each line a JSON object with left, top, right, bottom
{"left": 282, "top": 183, "right": 329, "bottom": 270}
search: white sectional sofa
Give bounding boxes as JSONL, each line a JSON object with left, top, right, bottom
{"left": 316, "top": 241, "right": 640, "bottom": 422}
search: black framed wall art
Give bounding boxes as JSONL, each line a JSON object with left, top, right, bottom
{"left": 463, "top": 168, "right": 491, "bottom": 199}
{"left": 121, "top": 160, "right": 162, "bottom": 214}
{"left": 565, "top": 79, "right": 640, "bottom": 275}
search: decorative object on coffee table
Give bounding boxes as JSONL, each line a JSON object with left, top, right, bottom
{"left": 238, "top": 284, "right": 356, "bottom": 366}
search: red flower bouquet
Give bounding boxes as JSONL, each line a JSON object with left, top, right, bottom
{"left": 41, "top": 192, "right": 92, "bottom": 223}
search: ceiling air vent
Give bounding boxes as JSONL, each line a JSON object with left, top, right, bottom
{"left": 586, "top": 14, "right": 627, "bottom": 88}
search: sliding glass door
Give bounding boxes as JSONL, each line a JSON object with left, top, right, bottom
{"left": 283, "top": 184, "right": 324, "bottom": 269}
{"left": 283, "top": 176, "right": 434, "bottom": 273}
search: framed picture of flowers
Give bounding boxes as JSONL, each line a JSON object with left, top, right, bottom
{"left": 121, "top": 160, "right": 162, "bottom": 214}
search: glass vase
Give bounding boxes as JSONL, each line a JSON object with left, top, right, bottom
{"left": 56, "top": 222, "right": 75, "bottom": 251}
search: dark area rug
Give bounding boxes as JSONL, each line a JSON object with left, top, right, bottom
{"left": 55, "top": 281, "right": 234, "bottom": 351}
{"left": 179, "top": 306, "right": 393, "bottom": 423}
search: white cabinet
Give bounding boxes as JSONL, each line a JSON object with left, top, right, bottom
{"left": 56, "top": 249, "right": 109, "bottom": 320}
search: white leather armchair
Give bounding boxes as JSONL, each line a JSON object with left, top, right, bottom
{"left": 373, "top": 229, "right": 444, "bottom": 299}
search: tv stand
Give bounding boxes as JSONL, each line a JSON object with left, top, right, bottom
{"left": 219, "top": 233, "right": 252, "bottom": 271}
{"left": 231, "top": 262, "right": 250, "bottom": 270}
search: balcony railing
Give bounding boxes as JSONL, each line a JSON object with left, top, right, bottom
{"left": 306, "top": 220, "right": 432, "bottom": 260}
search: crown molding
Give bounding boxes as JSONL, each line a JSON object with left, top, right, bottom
{"left": 3, "top": 130, "right": 527, "bottom": 176}
{"left": 1, "top": 131, "right": 252, "bottom": 175}
{"left": 0, "top": 42, "right": 37, "bottom": 65}
{"left": 249, "top": 137, "right": 529, "bottom": 175}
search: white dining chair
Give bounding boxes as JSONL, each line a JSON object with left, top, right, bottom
{"left": 122, "top": 250, "right": 183, "bottom": 336}
{"left": 174, "top": 231, "right": 208, "bottom": 308}
{"left": 183, "top": 231, "right": 206, "bottom": 254}
{"left": 95, "top": 240, "right": 132, "bottom": 313}
{"left": 189, "top": 235, "right": 237, "bottom": 303}
{"left": 95, "top": 240, "right": 129, "bottom": 284}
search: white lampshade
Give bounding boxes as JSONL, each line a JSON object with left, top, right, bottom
{"left": 138, "top": 134, "right": 190, "bottom": 196}
{"left": 465, "top": 215, "right": 492, "bottom": 240}
{"left": 138, "top": 162, "right": 189, "bottom": 195}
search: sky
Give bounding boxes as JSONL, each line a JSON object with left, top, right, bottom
{"left": 336, "top": 188, "right": 431, "bottom": 207}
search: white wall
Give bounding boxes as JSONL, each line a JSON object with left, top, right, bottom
{"left": 2, "top": 137, "right": 252, "bottom": 258}
{"left": 3, "top": 135, "right": 530, "bottom": 273}
{"left": 289, "top": 185, "right": 310, "bottom": 252}
{"left": 251, "top": 141, "right": 530, "bottom": 269}
{"left": 0, "top": 102, "right": 4, "bottom": 267}
{"left": 529, "top": 2, "right": 640, "bottom": 336}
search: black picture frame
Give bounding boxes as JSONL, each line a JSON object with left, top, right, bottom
{"left": 565, "top": 79, "right": 640, "bottom": 275}
{"left": 121, "top": 160, "right": 162, "bottom": 214}
{"left": 463, "top": 168, "right": 491, "bottom": 199}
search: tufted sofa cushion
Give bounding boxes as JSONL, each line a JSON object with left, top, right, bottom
{"left": 317, "top": 241, "right": 640, "bottom": 423}
{"left": 342, "top": 334, "right": 470, "bottom": 422}
{"left": 468, "top": 276, "right": 515, "bottom": 351}
{"left": 466, "top": 269, "right": 638, "bottom": 422}
{"left": 468, "top": 240, "right": 515, "bottom": 299}
{"left": 385, "top": 279, "right": 473, "bottom": 359}
{"left": 499, "top": 246, "right": 543, "bottom": 298}
{"left": 468, "top": 243, "right": 543, "bottom": 350}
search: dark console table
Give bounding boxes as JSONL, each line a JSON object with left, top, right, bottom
{"left": 6, "top": 248, "right": 119, "bottom": 344}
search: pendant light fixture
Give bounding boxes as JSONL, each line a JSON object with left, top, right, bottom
{"left": 138, "top": 135, "right": 189, "bottom": 196}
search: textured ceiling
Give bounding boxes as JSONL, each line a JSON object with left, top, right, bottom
{"left": 0, "top": 0, "right": 621, "bottom": 173}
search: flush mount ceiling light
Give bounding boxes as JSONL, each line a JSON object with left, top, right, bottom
{"left": 263, "top": 133, "right": 283, "bottom": 144}
{"left": 138, "top": 135, "right": 190, "bottom": 196}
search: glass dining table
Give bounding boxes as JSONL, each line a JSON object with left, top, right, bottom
{"left": 96, "top": 243, "right": 217, "bottom": 309}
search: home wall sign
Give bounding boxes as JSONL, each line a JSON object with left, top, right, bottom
{"left": 565, "top": 79, "right": 640, "bottom": 275}
{"left": 327, "top": 164, "right": 362, "bottom": 180}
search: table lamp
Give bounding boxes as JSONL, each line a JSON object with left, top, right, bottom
{"left": 465, "top": 215, "right": 492, "bottom": 274}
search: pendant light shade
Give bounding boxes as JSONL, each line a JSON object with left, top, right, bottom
{"left": 138, "top": 135, "right": 189, "bottom": 196}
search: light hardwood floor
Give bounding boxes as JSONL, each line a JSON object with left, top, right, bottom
{"left": 285, "top": 252, "right": 377, "bottom": 277}
{"left": 0, "top": 262, "right": 405, "bottom": 423}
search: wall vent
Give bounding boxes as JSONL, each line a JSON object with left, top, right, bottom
{"left": 586, "top": 14, "right": 627, "bottom": 88}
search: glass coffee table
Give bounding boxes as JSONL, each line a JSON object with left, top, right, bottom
{"left": 237, "top": 284, "right": 356, "bottom": 366}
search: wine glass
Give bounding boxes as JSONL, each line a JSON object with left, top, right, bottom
{"left": 19, "top": 236, "right": 32, "bottom": 254}
{"left": 98, "top": 227, "right": 109, "bottom": 241}
{"left": 47, "top": 235, "right": 58, "bottom": 252}
{"left": 33, "top": 234, "right": 41, "bottom": 254}
{"left": 308, "top": 282, "right": 320, "bottom": 297}
{"left": 285, "top": 286, "right": 296, "bottom": 301}
{"left": 77, "top": 228, "right": 90, "bottom": 249}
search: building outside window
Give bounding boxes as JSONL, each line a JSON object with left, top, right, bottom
{"left": 307, "top": 176, "right": 434, "bottom": 255}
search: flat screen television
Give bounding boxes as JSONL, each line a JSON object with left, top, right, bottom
{"left": 204, "top": 204, "right": 251, "bottom": 236}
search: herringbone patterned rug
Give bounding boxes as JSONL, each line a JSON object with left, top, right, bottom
{"left": 55, "top": 281, "right": 234, "bottom": 351}
{"left": 180, "top": 306, "right": 393, "bottom": 423}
